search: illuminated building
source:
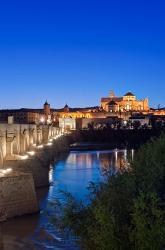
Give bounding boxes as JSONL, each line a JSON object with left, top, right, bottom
{"left": 0, "top": 109, "right": 41, "bottom": 124}
{"left": 44, "top": 100, "right": 50, "bottom": 120}
{"left": 0, "top": 90, "right": 164, "bottom": 126}
{"left": 54, "top": 104, "right": 98, "bottom": 119}
{"left": 101, "top": 91, "right": 149, "bottom": 112}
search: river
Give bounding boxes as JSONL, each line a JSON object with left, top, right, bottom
{"left": 2, "top": 149, "right": 134, "bottom": 250}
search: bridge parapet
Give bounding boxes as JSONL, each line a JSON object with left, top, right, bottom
{"left": 0, "top": 124, "right": 63, "bottom": 164}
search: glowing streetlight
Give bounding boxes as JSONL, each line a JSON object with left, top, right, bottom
{"left": 21, "top": 155, "right": 29, "bottom": 160}
{"left": 40, "top": 117, "right": 45, "bottom": 123}
{"left": 27, "top": 151, "right": 35, "bottom": 156}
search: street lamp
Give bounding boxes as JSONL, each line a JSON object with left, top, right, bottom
{"left": 40, "top": 117, "right": 45, "bottom": 124}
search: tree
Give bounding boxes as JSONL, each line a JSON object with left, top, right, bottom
{"left": 50, "top": 134, "right": 165, "bottom": 250}
{"left": 130, "top": 193, "right": 165, "bottom": 250}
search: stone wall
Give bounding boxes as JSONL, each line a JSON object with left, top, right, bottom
{"left": 0, "top": 124, "right": 62, "bottom": 162}
{"left": 4, "top": 135, "right": 71, "bottom": 187}
{"left": 0, "top": 225, "right": 3, "bottom": 249}
{"left": 0, "top": 124, "right": 70, "bottom": 222}
{"left": 0, "top": 172, "right": 38, "bottom": 222}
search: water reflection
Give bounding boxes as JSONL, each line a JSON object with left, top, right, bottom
{"left": 65, "top": 149, "right": 133, "bottom": 179}
{"left": 131, "top": 149, "right": 134, "bottom": 161}
{"left": 67, "top": 149, "right": 133, "bottom": 170}
{"left": 2, "top": 149, "right": 134, "bottom": 250}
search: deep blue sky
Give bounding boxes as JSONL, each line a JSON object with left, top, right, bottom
{"left": 0, "top": 0, "right": 165, "bottom": 109}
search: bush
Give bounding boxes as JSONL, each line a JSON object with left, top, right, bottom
{"left": 50, "top": 134, "right": 165, "bottom": 250}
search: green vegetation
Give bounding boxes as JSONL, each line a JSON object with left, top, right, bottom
{"left": 51, "top": 134, "right": 165, "bottom": 250}
{"left": 73, "top": 128, "right": 163, "bottom": 149}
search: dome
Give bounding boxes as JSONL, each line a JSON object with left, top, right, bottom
{"left": 64, "top": 104, "right": 69, "bottom": 108}
{"left": 124, "top": 92, "right": 135, "bottom": 96}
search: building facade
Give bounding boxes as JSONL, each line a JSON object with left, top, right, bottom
{"left": 0, "top": 90, "right": 164, "bottom": 127}
{"left": 101, "top": 91, "right": 149, "bottom": 112}
{"left": 0, "top": 109, "right": 41, "bottom": 124}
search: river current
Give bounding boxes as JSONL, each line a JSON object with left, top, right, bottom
{"left": 2, "top": 149, "right": 134, "bottom": 250}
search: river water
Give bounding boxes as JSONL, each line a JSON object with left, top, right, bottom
{"left": 2, "top": 149, "right": 134, "bottom": 250}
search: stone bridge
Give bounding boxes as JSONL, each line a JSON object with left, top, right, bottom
{"left": 0, "top": 124, "right": 68, "bottom": 222}
{"left": 0, "top": 124, "right": 62, "bottom": 164}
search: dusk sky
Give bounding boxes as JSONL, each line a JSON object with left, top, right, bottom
{"left": 0, "top": 0, "right": 165, "bottom": 109}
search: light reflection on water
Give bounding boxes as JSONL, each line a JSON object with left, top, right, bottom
{"left": 2, "top": 149, "right": 133, "bottom": 249}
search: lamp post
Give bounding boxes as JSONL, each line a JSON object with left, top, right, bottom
{"left": 40, "top": 117, "right": 45, "bottom": 125}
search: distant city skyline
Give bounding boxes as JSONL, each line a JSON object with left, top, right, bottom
{"left": 0, "top": 0, "right": 165, "bottom": 109}
{"left": 0, "top": 88, "right": 161, "bottom": 110}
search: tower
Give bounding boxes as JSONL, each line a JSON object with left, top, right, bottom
{"left": 44, "top": 100, "right": 50, "bottom": 120}
{"left": 63, "top": 103, "right": 69, "bottom": 112}
{"left": 109, "top": 90, "right": 115, "bottom": 98}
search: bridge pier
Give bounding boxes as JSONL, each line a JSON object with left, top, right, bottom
{"left": 0, "top": 132, "right": 6, "bottom": 167}
{"left": 37, "top": 127, "right": 42, "bottom": 145}
{"left": 0, "top": 172, "right": 39, "bottom": 221}
{"left": 29, "top": 129, "right": 34, "bottom": 148}
{"left": 42, "top": 126, "right": 49, "bottom": 144}
{"left": 13, "top": 129, "right": 20, "bottom": 155}
{"left": 5, "top": 132, "right": 15, "bottom": 161}
{"left": 20, "top": 133, "right": 26, "bottom": 155}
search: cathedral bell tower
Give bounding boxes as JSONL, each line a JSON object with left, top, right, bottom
{"left": 109, "top": 90, "right": 115, "bottom": 98}
{"left": 44, "top": 100, "right": 51, "bottom": 121}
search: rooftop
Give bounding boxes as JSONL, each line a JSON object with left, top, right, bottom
{"left": 124, "top": 92, "right": 135, "bottom": 96}
{"left": 108, "top": 100, "right": 118, "bottom": 105}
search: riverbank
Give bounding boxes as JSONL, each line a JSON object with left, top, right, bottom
{"left": 72, "top": 128, "right": 164, "bottom": 149}
{"left": 55, "top": 133, "right": 165, "bottom": 250}
{"left": 70, "top": 142, "right": 120, "bottom": 151}
{"left": 2, "top": 149, "right": 126, "bottom": 249}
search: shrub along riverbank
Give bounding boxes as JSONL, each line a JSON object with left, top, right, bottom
{"left": 72, "top": 128, "right": 164, "bottom": 149}
{"left": 52, "top": 133, "right": 165, "bottom": 250}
